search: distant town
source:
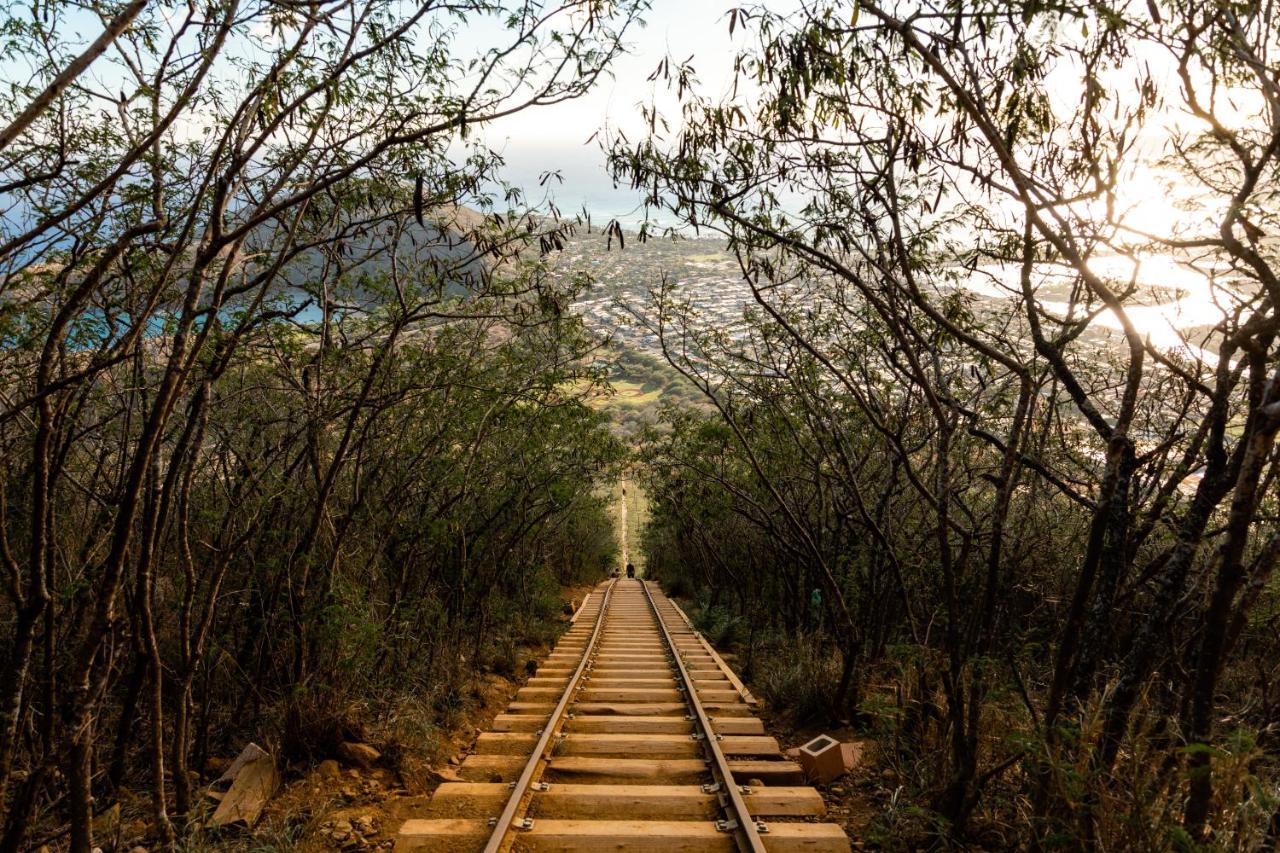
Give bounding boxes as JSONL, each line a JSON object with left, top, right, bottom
{"left": 553, "top": 229, "right": 751, "bottom": 358}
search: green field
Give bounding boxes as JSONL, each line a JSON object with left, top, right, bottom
{"left": 607, "top": 378, "right": 664, "bottom": 408}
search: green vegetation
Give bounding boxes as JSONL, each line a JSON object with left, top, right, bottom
{"left": 4, "top": 0, "right": 1280, "bottom": 850}
{"left": 622, "top": 0, "right": 1280, "bottom": 848}
{"left": 606, "top": 379, "right": 664, "bottom": 408}
{"left": 593, "top": 346, "right": 709, "bottom": 437}
{"left": 0, "top": 2, "right": 641, "bottom": 850}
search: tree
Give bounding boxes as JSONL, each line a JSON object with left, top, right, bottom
{"left": 0, "top": 1, "right": 642, "bottom": 849}
{"left": 617, "top": 0, "right": 1280, "bottom": 844}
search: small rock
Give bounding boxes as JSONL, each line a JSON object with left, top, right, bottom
{"left": 747, "top": 778, "right": 765, "bottom": 787}
{"left": 447, "top": 755, "right": 461, "bottom": 766}
{"left": 208, "top": 743, "right": 278, "bottom": 828}
{"left": 881, "top": 767, "right": 897, "bottom": 781}
{"left": 354, "top": 815, "right": 377, "bottom": 834}
{"left": 318, "top": 759, "right": 341, "bottom": 780}
{"left": 130, "top": 847, "right": 148, "bottom": 853}
{"left": 424, "top": 767, "right": 463, "bottom": 785}
{"left": 338, "top": 742, "right": 381, "bottom": 769}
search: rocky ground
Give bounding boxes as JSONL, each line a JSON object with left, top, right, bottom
{"left": 108, "top": 585, "right": 602, "bottom": 853}
{"left": 753, "top": 689, "right": 882, "bottom": 849}
{"left": 126, "top": 584, "right": 885, "bottom": 853}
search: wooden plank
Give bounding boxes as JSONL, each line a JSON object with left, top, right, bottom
{"left": 720, "top": 735, "right": 782, "bottom": 756}
{"left": 395, "top": 818, "right": 486, "bottom": 852}
{"left": 421, "top": 781, "right": 821, "bottom": 818}
{"left": 727, "top": 759, "right": 806, "bottom": 785}
{"left": 543, "top": 756, "right": 708, "bottom": 783}
{"left": 596, "top": 640, "right": 667, "bottom": 646}
{"left": 696, "top": 700, "right": 755, "bottom": 716}
{"left": 759, "top": 822, "right": 850, "bottom": 851}
{"left": 478, "top": 732, "right": 756, "bottom": 758}
{"left": 414, "top": 783, "right": 511, "bottom": 819}
{"left": 565, "top": 699, "right": 751, "bottom": 716}
{"left": 578, "top": 688, "right": 684, "bottom": 702}
{"left": 474, "top": 732, "right": 536, "bottom": 754}
{"left": 693, "top": 689, "right": 744, "bottom": 703}
{"left": 461, "top": 753, "right": 710, "bottom": 783}
{"left": 567, "top": 702, "right": 689, "bottom": 715}
{"left": 515, "top": 687, "right": 570, "bottom": 701}
{"left": 580, "top": 678, "right": 680, "bottom": 689}
{"left": 587, "top": 655, "right": 672, "bottom": 664}
{"left": 492, "top": 714, "right": 549, "bottom": 732}
{"left": 520, "top": 819, "right": 731, "bottom": 851}
{"left": 397, "top": 815, "right": 848, "bottom": 851}
{"left": 469, "top": 782, "right": 825, "bottom": 818}
{"left": 693, "top": 677, "right": 733, "bottom": 687}
{"left": 746, "top": 785, "right": 828, "bottom": 817}
{"left": 708, "top": 717, "right": 766, "bottom": 735}
{"left": 457, "top": 754, "right": 525, "bottom": 781}
{"left": 582, "top": 668, "right": 673, "bottom": 678}
{"left": 427, "top": 783, "right": 710, "bottom": 819}
{"left": 532, "top": 784, "right": 715, "bottom": 818}
{"left": 519, "top": 686, "right": 689, "bottom": 702}
{"left": 565, "top": 715, "right": 694, "bottom": 734}
{"left": 559, "top": 733, "right": 702, "bottom": 757}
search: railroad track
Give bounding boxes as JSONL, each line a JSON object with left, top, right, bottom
{"left": 397, "top": 578, "right": 851, "bottom": 851}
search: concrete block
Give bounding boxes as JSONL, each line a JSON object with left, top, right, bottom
{"left": 797, "top": 734, "right": 844, "bottom": 784}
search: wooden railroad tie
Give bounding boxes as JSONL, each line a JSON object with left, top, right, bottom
{"left": 397, "top": 579, "right": 851, "bottom": 852}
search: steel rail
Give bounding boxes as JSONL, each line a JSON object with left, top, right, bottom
{"left": 481, "top": 577, "right": 617, "bottom": 853}
{"left": 666, "top": 595, "right": 757, "bottom": 705}
{"left": 640, "top": 580, "right": 768, "bottom": 853}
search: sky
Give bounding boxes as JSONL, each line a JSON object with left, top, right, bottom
{"left": 476, "top": 1, "right": 748, "bottom": 224}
